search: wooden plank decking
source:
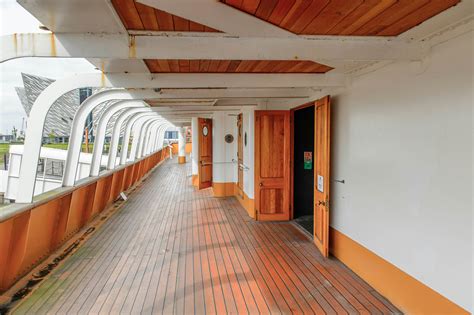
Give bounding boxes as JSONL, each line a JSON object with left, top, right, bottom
{"left": 13, "top": 159, "right": 400, "bottom": 314}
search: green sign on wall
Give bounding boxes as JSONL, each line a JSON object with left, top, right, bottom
{"left": 304, "top": 151, "right": 312, "bottom": 170}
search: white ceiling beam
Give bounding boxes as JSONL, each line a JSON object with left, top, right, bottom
{"left": 17, "top": 0, "right": 126, "bottom": 33}
{"left": 137, "top": 0, "right": 294, "bottom": 38}
{"left": 23, "top": 72, "right": 342, "bottom": 89}
{"left": 87, "top": 58, "right": 150, "bottom": 73}
{"left": 0, "top": 33, "right": 424, "bottom": 66}
{"left": 106, "top": 73, "right": 346, "bottom": 88}
{"left": 155, "top": 88, "right": 314, "bottom": 99}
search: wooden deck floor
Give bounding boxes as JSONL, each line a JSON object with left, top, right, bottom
{"left": 13, "top": 159, "right": 400, "bottom": 314}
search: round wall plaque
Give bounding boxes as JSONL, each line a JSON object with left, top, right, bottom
{"left": 225, "top": 134, "right": 234, "bottom": 143}
{"left": 202, "top": 126, "right": 209, "bottom": 136}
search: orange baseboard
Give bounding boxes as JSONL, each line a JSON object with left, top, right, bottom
{"left": 330, "top": 228, "right": 469, "bottom": 315}
{"left": 212, "top": 182, "right": 236, "bottom": 197}
{"left": 192, "top": 175, "right": 198, "bottom": 187}
{"left": 178, "top": 156, "right": 186, "bottom": 164}
{"left": 210, "top": 182, "right": 255, "bottom": 219}
{"left": 235, "top": 189, "right": 256, "bottom": 219}
{"left": 185, "top": 142, "right": 192, "bottom": 154}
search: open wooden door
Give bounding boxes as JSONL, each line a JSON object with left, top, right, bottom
{"left": 314, "top": 96, "right": 331, "bottom": 257}
{"left": 255, "top": 111, "right": 291, "bottom": 221}
{"left": 198, "top": 118, "right": 212, "bottom": 189}
{"left": 237, "top": 114, "right": 244, "bottom": 198}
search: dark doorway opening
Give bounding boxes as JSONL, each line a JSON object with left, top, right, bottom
{"left": 293, "top": 105, "right": 315, "bottom": 235}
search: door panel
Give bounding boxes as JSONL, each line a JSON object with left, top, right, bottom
{"left": 314, "top": 96, "right": 331, "bottom": 257}
{"left": 237, "top": 114, "right": 244, "bottom": 198}
{"left": 198, "top": 118, "right": 212, "bottom": 189}
{"left": 255, "top": 111, "right": 290, "bottom": 221}
{"left": 260, "top": 188, "right": 283, "bottom": 214}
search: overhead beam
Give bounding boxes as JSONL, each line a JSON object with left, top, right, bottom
{"left": 137, "top": 0, "right": 295, "bottom": 38}
{"left": 104, "top": 73, "right": 346, "bottom": 88}
{"left": 0, "top": 33, "right": 424, "bottom": 66}
{"left": 154, "top": 88, "right": 314, "bottom": 99}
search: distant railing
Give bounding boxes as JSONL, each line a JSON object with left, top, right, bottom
{"left": 0, "top": 148, "right": 170, "bottom": 293}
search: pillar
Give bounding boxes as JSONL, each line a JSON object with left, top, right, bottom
{"left": 211, "top": 112, "right": 238, "bottom": 197}
{"left": 178, "top": 127, "right": 186, "bottom": 164}
{"left": 191, "top": 118, "right": 199, "bottom": 186}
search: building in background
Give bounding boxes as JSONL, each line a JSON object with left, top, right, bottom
{"left": 15, "top": 73, "right": 118, "bottom": 144}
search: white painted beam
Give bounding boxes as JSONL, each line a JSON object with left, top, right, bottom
{"left": 0, "top": 33, "right": 424, "bottom": 65}
{"left": 105, "top": 73, "right": 346, "bottom": 88}
{"left": 153, "top": 88, "right": 314, "bottom": 99}
{"left": 17, "top": 0, "right": 126, "bottom": 33}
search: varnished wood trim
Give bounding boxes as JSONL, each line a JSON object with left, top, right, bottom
{"left": 145, "top": 59, "right": 332, "bottom": 73}
{"left": 330, "top": 228, "right": 469, "bottom": 315}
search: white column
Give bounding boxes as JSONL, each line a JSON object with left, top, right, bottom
{"left": 191, "top": 118, "right": 199, "bottom": 185}
{"left": 178, "top": 127, "right": 186, "bottom": 164}
{"left": 243, "top": 110, "right": 255, "bottom": 199}
{"left": 212, "top": 112, "right": 238, "bottom": 185}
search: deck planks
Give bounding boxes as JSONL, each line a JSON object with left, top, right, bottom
{"left": 13, "top": 158, "right": 400, "bottom": 315}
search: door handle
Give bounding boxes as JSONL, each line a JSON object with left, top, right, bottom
{"left": 259, "top": 183, "right": 263, "bottom": 187}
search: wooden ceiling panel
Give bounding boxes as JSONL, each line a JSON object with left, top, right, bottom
{"left": 145, "top": 59, "right": 333, "bottom": 73}
{"left": 112, "top": 0, "right": 221, "bottom": 32}
{"left": 221, "top": 0, "right": 461, "bottom": 36}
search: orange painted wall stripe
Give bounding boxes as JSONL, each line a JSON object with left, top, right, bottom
{"left": 210, "top": 182, "right": 255, "bottom": 219}
{"left": 330, "top": 228, "right": 469, "bottom": 314}
{"left": 212, "top": 182, "right": 236, "bottom": 197}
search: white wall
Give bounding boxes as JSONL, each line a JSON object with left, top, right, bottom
{"left": 191, "top": 117, "right": 199, "bottom": 176}
{"left": 242, "top": 110, "right": 255, "bottom": 198}
{"left": 331, "top": 31, "right": 473, "bottom": 311}
{"left": 212, "top": 112, "right": 238, "bottom": 183}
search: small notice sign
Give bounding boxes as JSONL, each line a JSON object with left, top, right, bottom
{"left": 304, "top": 151, "right": 312, "bottom": 170}
{"left": 317, "top": 175, "right": 324, "bottom": 192}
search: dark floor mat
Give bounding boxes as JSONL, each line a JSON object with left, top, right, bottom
{"left": 294, "top": 215, "right": 313, "bottom": 235}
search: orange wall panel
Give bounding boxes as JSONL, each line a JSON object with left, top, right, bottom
{"left": 0, "top": 220, "right": 14, "bottom": 291}
{"left": 2, "top": 212, "right": 30, "bottom": 288}
{"left": 50, "top": 194, "right": 73, "bottom": 249}
{"left": 20, "top": 199, "right": 61, "bottom": 273}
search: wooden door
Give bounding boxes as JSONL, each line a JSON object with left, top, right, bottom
{"left": 255, "top": 111, "right": 291, "bottom": 221}
{"left": 198, "top": 118, "right": 212, "bottom": 189}
{"left": 237, "top": 114, "right": 244, "bottom": 198}
{"left": 314, "top": 96, "right": 331, "bottom": 257}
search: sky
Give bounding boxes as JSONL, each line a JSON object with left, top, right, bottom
{"left": 0, "top": 0, "right": 99, "bottom": 135}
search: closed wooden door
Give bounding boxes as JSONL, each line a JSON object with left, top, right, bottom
{"left": 198, "top": 118, "right": 212, "bottom": 189}
{"left": 255, "top": 111, "right": 291, "bottom": 221}
{"left": 314, "top": 96, "right": 331, "bottom": 257}
{"left": 237, "top": 114, "right": 244, "bottom": 198}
